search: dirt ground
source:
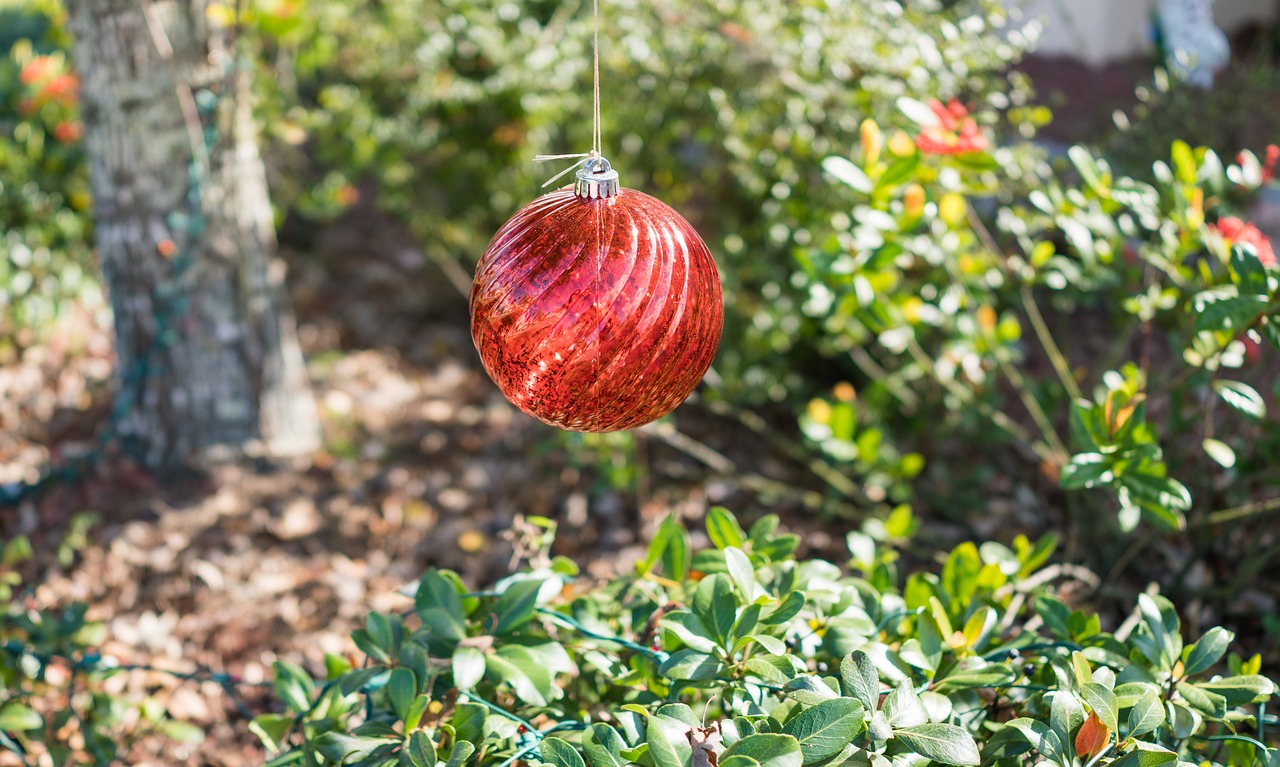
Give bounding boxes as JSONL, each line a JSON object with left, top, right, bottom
{"left": 2, "top": 50, "right": 1279, "bottom": 765}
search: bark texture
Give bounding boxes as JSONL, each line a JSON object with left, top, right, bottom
{"left": 66, "top": 0, "right": 319, "bottom": 466}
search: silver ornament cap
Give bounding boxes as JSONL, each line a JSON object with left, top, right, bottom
{"left": 575, "top": 155, "right": 620, "bottom": 199}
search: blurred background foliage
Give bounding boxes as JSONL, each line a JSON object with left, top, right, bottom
{"left": 253, "top": 0, "right": 1042, "bottom": 406}
{"left": 2, "top": 0, "right": 1279, "bottom": 537}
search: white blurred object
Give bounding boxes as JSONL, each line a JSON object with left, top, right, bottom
{"left": 1004, "top": 0, "right": 1271, "bottom": 68}
{"left": 1157, "top": 0, "right": 1231, "bottom": 87}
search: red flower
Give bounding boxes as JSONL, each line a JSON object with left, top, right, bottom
{"left": 915, "top": 99, "right": 988, "bottom": 156}
{"left": 1210, "top": 216, "right": 1276, "bottom": 267}
{"left": 1264, "top": 144, "right": 1279, "bottom": 183}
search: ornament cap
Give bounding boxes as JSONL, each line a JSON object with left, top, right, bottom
{"left": 575, "top": 154, "right": 620, "bottom": 199}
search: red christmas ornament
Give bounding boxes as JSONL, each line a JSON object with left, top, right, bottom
{"left": 471, "top": 157, "right": 723, "bottom": 432}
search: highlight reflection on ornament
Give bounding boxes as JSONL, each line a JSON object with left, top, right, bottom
{"left": 470, "top": 156, "right": 723, "bottom": 432}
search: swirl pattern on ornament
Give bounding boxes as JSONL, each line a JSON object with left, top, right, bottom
{"left": 471, "top": 187, "right": 723, "bottom": 432}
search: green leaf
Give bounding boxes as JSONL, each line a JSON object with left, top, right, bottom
{"left": 647, "top": 714, "right": 694, "bottom": 767}
{"left": 366, "top": 612, "right": 394, "bottom": 653}
{"left": 720, "top": 757, "right": 762, "bottom": 767}
{"left": 706, "top": 507, "right": 746, "bottom": 550}
{"left": 693, "top": 573, "right": 738, "bottom": 647}
{"left": 1061, "top": 453, "right": 1112, "bottom": 489}
{"left": 452, "top": 703, "right": 487, "bottom": 743}
{"left": 405, "top": 731, "right": 438, "bottom": 767}
{"left": 660, "top": 649, "right": 726, "bottom": 681}
{"left": 1202, "top": 438, "right": 1236, "bottom": 468}
{"left": 1171, "top": 140, "right": 1196, "bottom": 185}
{"left": 272, "top": 660, "right": 316, "bottom": 712}
{"left": 340, "top": 665, "right": 389, "bottom": 696}
{"left": 883, "top": 681, "right": 927, "bottom": 729}
{"left": 783, "top": 676, "right": 840, "bottom": 705}
{"left": 490, "top": 579, "right": 544, "bottom": 635}
{"left": 452, "top": 645, "right": 486, "bottom": 690}
{"left": 250, "top": 714, "right": 292, "bottom": 752}
{"left": 542, "top": 738, "right": 588, "bottom": 767}
{"left": 1001, "top": 718, "right": 1064, "bottom": 765}
{"left": 941, "top": 543, "right": 981, "bottom": 606}
{"left": 823, "top": 156, "right": 872, "bottom": 194}
{"left": 875, "top": 153, "right": 921, "bottom": 192}
{"left": 840, "top": 650, "right": 880, "bottom": 711}
{"left": 160, "top": 719, "right": 206, "bottom": 743}
{"left": 1069, "top": 145, "right": 1105, "bottom": 192}
{"left": 416, "top": 570, "right": 467, "bottom": 642}
{"left": 740, "top": 634, "right": 786, "bottom": 656}
{"left": 0, "top": 703, "right": 44, "bottom": 732}
{"left": 1184, "top": 627, "right": 1233, "bottom": 676}
{"left": 1193, "top": 291, "right": 1268, "bottom": 334}
{"left": 1049, "top": 692, "right": 1085, "bottom": 745}
{"left": 405, "top": 694, "right": 429, "bottom": 731}
{"left": 446, "top": 741, "right": 477, "bottom": 767}
{"left": 2, "top": 536, "right": 32, "bottom": 567}
{"left": 387, "top": 667, "right": 417, "bottom": 722}
{"left": 897, "top": 97, "right": 938, "bottom": 128}
{"left": 1177, "top": 682, "right": 1227, "bottom": 719}
{"left": 486, "top": 646, "right": 553, "bottom": 705}
{"left": 1197, "top": 675, "right": 1276, "bottom": 706}
{"left": 643, "top": 514, "right": 691, "bottom": 581}
{"left": 725, "top": 547, "right": 758, "bottom": 602}
{"left": 1108, "top": 745, "right": 1177, "bottom": 767}
{"left": 782, "top": 698, "right": 865, "bottom": 764}
{"left": 584, "top": 724, "right": 628, "bottom": 767}
{"left": 931, "top": 664, "right": 1017, "bottom": 694}
{"left": 315, "top": 732, "right": 397, "bottom": 763}
{"left": 894, "top": 724, "right": 981, "bottom": 766}
{"left": 722, "top": 734, "right": 804, "bottom": 767}
{"left": 1080, "top": 682, "right": 1119, "bottom": 733}
{"left": 762, "top": 592, "right": 805, "bottom": 625}
{"left": 661, "top": 610, "right": 720, "bottom": 654}
{"left": 1214, "top": 380, "right": 1267, "bottom": 420}
{"left": 1127, "top": 689, "right": 1165, "bottom": 736}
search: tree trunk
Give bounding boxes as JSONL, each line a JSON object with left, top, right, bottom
{"left": 65, "top": 0, "right": 319, "bottom": 466}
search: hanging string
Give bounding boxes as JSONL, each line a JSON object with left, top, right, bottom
{"left": 533, "top": 0, "right": 604, "bottom": 186}
{"left": 592, "top": 0, "right": 601, "bottom": 156}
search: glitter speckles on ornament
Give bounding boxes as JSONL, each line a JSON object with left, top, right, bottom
{"left": 470, "top": 162, "right": 723, "bottom": 432}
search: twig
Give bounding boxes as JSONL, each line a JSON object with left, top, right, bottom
{"left": 1101, "top": 530, "right": 1160, "bottom": 596}
{"left": 993, "top": 350, "right": 1069, "bottom": 465}
{"left": 1019, "top": 283, "right": 1083, "bottom": 401}
{"left": 1194, "top": 496, "right": 1280, "bottom": 528}
{"left": 902, "top": 337, "right": 1046, "bottom": 460}
{"left": 690, "top": 399, "right": 872, "bottom": 505}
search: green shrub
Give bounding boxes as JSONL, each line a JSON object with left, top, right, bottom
{"left": 253, "top": 509, "right": 1279, "bottom": 767}
{"left": 0, "top": 5, "right": 99, "bottom": 354}
{"left": 800, "top": 94, "right": 1280, "bottom": 531}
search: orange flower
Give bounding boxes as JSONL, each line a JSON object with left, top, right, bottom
{"left": 1210, "top": 216, "right": 1275, "bottom": 267}
{"left": 52, "top": 120, "right": 82, "bottom": 143}
{"left": 1264, "top": 144, "right": 1279, "bottom": 183}
{"left": 38, "top": 73, "right": 79, "bottom": 105}
{"left": 19, "top": 55, "right": 57, "bottom": 86}
{"left": 335, "top": 184, "right": 360, "bottom": 206}
{"left": 915, "top": 99, "right": 987, "bottom": 156}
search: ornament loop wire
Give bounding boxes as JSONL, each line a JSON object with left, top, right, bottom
{"left": 574, "top": 155, "right": 619, "bottom": 199}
